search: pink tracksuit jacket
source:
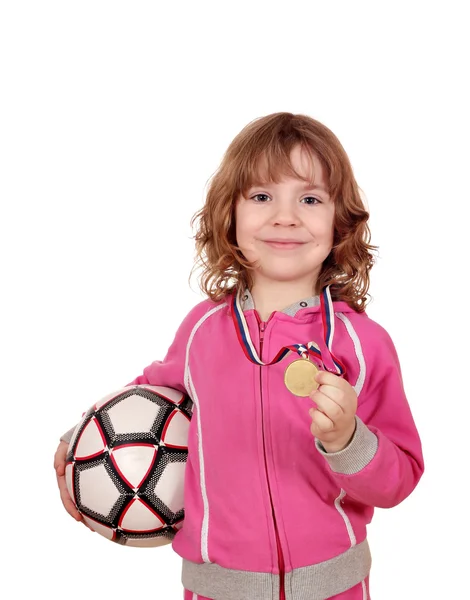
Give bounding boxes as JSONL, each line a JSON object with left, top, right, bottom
{"left": 123, "top": 288, "right": 424, "bottom": 600}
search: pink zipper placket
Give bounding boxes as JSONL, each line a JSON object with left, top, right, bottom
{"left": 257, "top": 314, "right": 286, "bottom": 600}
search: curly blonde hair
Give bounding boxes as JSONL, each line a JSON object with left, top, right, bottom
{"left": 190, "top": 112, "right": 378, "bottom": 313}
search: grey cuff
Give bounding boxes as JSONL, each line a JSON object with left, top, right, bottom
{"left": 60, "top": 425, "right": 77, "bottom": 445}
{"left": 315, "top": 416, "right": 378, "bottom": 475}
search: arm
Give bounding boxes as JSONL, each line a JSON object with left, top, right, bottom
{"left": 315, "top": 321, "right": 424, "bottom": 508}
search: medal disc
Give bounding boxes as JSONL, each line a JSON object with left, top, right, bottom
{"left": 284, "top": 359, "right": 319, "bottom": 397}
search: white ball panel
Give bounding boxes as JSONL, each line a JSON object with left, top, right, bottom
{"left": 120, "top": 498, "right": 165, "bottom": 532}
{"left": 75, "top": 418, "right": 106, "bottom": 459}
{"left": 111, "top": 445, "right": 156, "bottom": 490}
{"left": 79, "top": 463, "right": 121, "bottom": 515}
{"left": 108, "top": 394, "right": 160, "bottom": 434}
{"left": 94, "top": 388, "right": 125, "bottom": 411}
{"left": 82, "top": 516, "right": 115, "bottom": 540}
{"left": 67, "top": 412, "right": 88, "bottom": 451}
{"left": 162, "top": 411, "right": 190, "bottom": 447}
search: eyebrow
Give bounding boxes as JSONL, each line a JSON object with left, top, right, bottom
{"left": 298, "top": 182, "right": 329, "bottom": 193}
{"left": 249, "top": 181, "right": 330, "bottom": 194}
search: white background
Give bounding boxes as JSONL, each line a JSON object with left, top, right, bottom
{"left": 1, "top": 1, "right": 468, "bottom": 598}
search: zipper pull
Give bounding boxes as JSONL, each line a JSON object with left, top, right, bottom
{"left": 259, "top": 321, "right": 267, "bottom": 360}
{"left": 259, "top": 321, "right": 266, "bottom": 341}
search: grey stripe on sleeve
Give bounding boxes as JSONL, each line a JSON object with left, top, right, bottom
{"left": 60, "top": 425, "right": 77, "bottom": 444}
{"left": 315, "top": 416, "right": 378, "bottom": 475}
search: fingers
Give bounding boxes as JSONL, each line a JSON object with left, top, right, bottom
{"left": 315, "top": 370, "right": 347, "bottom": 387}
{"left": 311, "top": 370, "right": 357, "bottom": 418}
{"left": 311, "top": 388, "right": 345, "bottom": 422}
{"left": 57, "top": 472, "right": 82, "bottom": 521}
{"left": 54, "top": 441, "right": 81, "bottom": 521}
{"left": 309, "top": 383, "right": 347, "bottom": 437}
{"left": 58, "top": 474, "right": 93, "bottom": 530}
{"left": 53, "top": 441, "right": 68, "bottom": 477}
{"left": 310, "top": 371, "right": 357, "bottom": 450}
{"left": 54, "top": 442, "right": 93, "bottom": 529}
{"left": 309, "top": 408, "right": 334, "bottom": 433}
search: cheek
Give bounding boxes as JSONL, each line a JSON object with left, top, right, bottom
{"left": 235, "top": 223, "right": 260, "bottom": 263}
{"left": 236, "top": 228, "right": 256, "bottom": 253}
{"left": 235, "top": 218, "right": 251, "bottom": 254}
{"left": 309, "top": 219, "right": 334, "bottom": 242}
{"left": 320, "top": 211, "right": 335, "bottom": 241}
{"left": 235, "top": 214, "right": 247, "bottom": 243}
{"left": 235, "top": 207, "right": 257, "bottom": 246}
{"left": 234, "top": 205, "right": 244, "bottom": 244}
{"left": 327, "top": 222, "right": 335, "bottom": 243}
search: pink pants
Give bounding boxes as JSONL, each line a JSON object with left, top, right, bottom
{"left": 184, "top": 575, "right": 370, "bottom": 599}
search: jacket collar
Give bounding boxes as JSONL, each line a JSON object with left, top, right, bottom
{"left": 240, "top": 288, "right": 321, "bottom": 317}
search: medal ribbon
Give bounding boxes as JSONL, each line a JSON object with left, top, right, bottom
{"left": 231, "top": 286, "right": 347, "bottom": 376}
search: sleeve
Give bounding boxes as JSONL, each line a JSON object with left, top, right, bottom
{"left": 315, "top": 319, "right": 424, "bottom": 509}
{"left": 59, "top": 301, "right": 208, "bottom": 444}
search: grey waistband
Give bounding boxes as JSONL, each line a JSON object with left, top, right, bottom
{"left": 182, "top": 539, "right": 371, "bottom": 600}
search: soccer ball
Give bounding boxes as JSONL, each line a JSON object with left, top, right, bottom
{"left": 65, "top": 385, "right": 192, "bottom": 547}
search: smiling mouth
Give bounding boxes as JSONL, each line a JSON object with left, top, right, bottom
{"left": 263, "top": 240, "right": 306, "bottom": 249}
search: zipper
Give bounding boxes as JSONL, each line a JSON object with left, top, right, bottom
{"left": 259, "top": 318, "right": 286, "bottom": 600}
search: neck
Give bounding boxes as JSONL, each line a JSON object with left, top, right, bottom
{"left": 250, "top": 277, "right": 319, "bottom": 321}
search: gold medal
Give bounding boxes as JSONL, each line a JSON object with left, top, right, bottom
{"left": 284, "top": 359, "right": 319, "bottom": 397}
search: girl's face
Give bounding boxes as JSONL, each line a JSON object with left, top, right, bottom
{"left": 235, "top": 145, "right": 335, "bottom": 290}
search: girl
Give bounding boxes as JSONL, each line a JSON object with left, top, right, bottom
{"left": 54, "top": 112, "right": 424, "bottom": 600}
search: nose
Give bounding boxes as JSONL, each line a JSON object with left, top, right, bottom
{"left": 271, "top": 200, "right": 301, "bottom": 226}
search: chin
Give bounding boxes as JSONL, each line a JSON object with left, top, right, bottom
{"left": 259, "top": 269, "right": 311, "bottom": 283}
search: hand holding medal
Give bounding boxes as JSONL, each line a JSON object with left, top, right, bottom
{"left": 309, "top": 370, "right": 358, "bottom": 453}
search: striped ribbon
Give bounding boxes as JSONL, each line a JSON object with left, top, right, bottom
{"left": 231, "top": 285, "right": 347, "bottom": 376}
